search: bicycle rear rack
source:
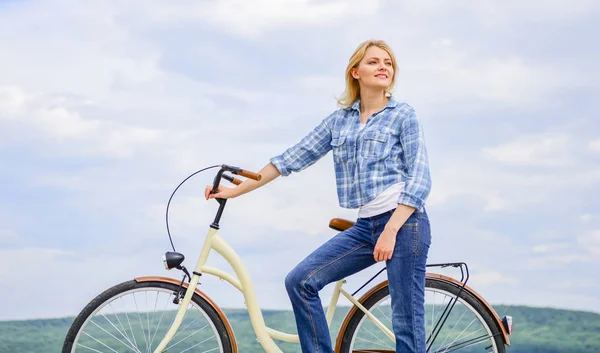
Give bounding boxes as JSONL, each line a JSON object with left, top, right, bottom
{"left": 424, "top": 263, "right": 469, "bottom": 353}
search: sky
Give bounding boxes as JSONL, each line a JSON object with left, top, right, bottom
{"left": 0, "top": 0, "right": 599, "bottom": 321}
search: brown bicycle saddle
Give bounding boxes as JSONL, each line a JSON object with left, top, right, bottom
{"left": 329, "top": 218, "right": 355, "bottom": 232}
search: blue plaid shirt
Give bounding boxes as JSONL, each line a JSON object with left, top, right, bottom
{"left": 270, "top": 97, "right": 431, "bottom": 210}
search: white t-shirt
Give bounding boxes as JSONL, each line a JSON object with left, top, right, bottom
{"left": 357, "top": 122, "right": 405, "bottom": 218}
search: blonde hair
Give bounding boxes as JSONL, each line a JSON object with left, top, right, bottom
{"left": 337, "top": 39, "right": 398, "bottom": 108}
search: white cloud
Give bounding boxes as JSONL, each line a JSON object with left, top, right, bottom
{"left": 471, "top": 0, "right": 600, "bottom": 26}
{"left": 131, "top": 0, "right": 383, "bottom": 38}
{"left": 482, "top": 133, "right": 571, "bottom": 167}
{"left": 531, "top": 243, "right": 569, "bottom": 254}
{"left": 0, "top": 246, "right": 165, "bottom": 320}
{"left": 526, "top": 254, "right": 583, "bottom": 268}
{"left": 0, "top": 85, "right": 27, "bottom": 118}
{"left": 426, "top": 165, "right": 508, "bottom": 211}
{"left": 36, "top": 105, "right": 101, "bottom": 140}
{"left": 578, "top": 230, "right": 600, "bottom": 258}
{"left": 580, "top": 214, "right": 594, "bottom": 222}
{"left": 397, "top": 1, "right": 600, "bottom": 28}
{"left": 0, "top": 86, "right": 167, "bottom": 158}
{"left": 524, "top": 230, "right": 600, "bottom": 267}
{"left": 0, "top": 229, "right": 20, "bottom": 247}
{"left": 589, "top": 139, "right": 600, "bottom": 153}
{"left": 399, "top": 52, "right": 572, "bottom": 109}
{"left": 470, "top": 270, "right": 518, "bottom": 286}
{"left": 545, "top": 279, "right": 597, "bottom": 291}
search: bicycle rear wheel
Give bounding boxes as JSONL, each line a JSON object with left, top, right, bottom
{"left": 337, "top": 278, "right": 505, "bottom": 353}
{"left": 62, "top": 280, "right": 234, "bottom": 353}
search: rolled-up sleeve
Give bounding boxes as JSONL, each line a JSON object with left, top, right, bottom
{"left": 397, "top": 108, "right": 432, "bottom": 209}
{"left": 270, "top": 112, "right": 336, "bottom": 176}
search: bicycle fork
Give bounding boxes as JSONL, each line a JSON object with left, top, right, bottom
{"left": 153, "top": 228, "right": 217, "bottom": 353}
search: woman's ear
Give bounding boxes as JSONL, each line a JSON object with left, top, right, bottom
{"left": 351, "top": 67, "right": 359, "bottom": 79}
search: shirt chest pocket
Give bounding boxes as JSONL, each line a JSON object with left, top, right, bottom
{"left": 360, "top": 131, "right": 391, "bottom": 160}
{"left": 331, "top": 135, "right": 350, "bottom": 163}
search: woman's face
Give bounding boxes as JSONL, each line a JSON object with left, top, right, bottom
{"left": 351, "top": 46, "right": 394, "bottom": 91}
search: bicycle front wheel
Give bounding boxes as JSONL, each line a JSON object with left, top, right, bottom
{"left": 62, "top": 280, "right": 234, "bottom": 353}
{"left": 338, "top": 278, "right": 505, "bottom": 353}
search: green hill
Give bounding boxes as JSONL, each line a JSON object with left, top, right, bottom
{"left": 0, "top": 305, "right": 598, "bottom": 352}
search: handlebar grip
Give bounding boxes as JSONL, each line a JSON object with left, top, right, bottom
{"left": 229, "top": 176, "right": 243, "bottom": 185}
{"left": 236, "top": 169, "right": 262, "bottom": 181}
{"left": 221, "top": 174, "right": 242, "bottom": 185}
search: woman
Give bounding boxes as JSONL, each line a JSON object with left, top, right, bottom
{"left": 205, "top": 39, "right": 432, "bottom": 353}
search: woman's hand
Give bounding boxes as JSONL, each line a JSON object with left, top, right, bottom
{"left": 374, "top": 204, "right": 416, "bottom": 261}
{"left": 204, "top": 184, "right": 238, "bottom": 200}
{"left": 373, "top": 227, "right": 397, "bottom": 262}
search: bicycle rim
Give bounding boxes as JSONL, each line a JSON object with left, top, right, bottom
{"left": 347, "top": 285, "right": 502, "bottom": 353}
{"left": 68, "top": 284, "right": 226, "bottom": 353}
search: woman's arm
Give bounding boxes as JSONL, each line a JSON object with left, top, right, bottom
{"left": 395, "top": 107, "right": 432, "bottom": 210}
{"left": 205, "top": 162, "right": 281, "bottom": 200}
{"left": 205, "top": 111, "right": 336, "bottom": 200}
{"left": 374, "top": 107, "right": 431, "bottom": 262}
{"left": 373, "top": 204, "right": 416, "bottom": 261}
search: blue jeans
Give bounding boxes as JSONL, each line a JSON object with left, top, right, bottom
{"left": 285, "top": 208, "right": 431, "bottom": 353}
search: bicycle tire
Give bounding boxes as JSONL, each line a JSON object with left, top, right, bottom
{"left": 62, "top": 280, "right": 234, "bottom": 353}
{"left": 337, "top": 278, "right": 506, "bottom": 353}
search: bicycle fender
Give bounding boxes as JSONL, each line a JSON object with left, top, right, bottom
{"left": 134, "top": 276, "right": 238, "bottom": 353}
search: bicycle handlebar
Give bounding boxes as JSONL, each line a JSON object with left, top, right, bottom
{"left": 221, "top": 174, "right": 242, "bottom": 185}
{"left": 213, "top": 164, "right": 262, "bottom": 191}
{"left": 233, "top": 168, "right": 262, "bottom": 181}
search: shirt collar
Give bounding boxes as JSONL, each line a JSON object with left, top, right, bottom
{"left": 349, "top": 96, "right": 398, "bottom": 112}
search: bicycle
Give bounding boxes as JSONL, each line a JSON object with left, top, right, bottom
{"left": 62, "top": 164, "right": 513, "bottom": 353}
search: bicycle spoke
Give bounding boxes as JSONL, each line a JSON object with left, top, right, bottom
{"left": 179, "top": 336, "right": 219, "bottom": 353}
{"left": 133, "top": 292, "right": 150, "bottom": 352}
{"left": 356, "top": 325, "right": 393, "bottom": 349}
{"left": 171, "top": 314, "right": 201, "bottom": 341}
{"left": 88, "top": 320, "right": 141, "bottom": 353}
{"left": 355, "top": 335, "right": 394, "bottom": 349}
{"left": 108, "top": 303, "right": 134, "bottom": 348}
{"left": 376, "top": 303, "right": 392, "bottom": 325}
{"left": 165, "top": 324, "right": 211, "bottom": 351}
{"left": 148, "top": 291, "right": 172, "bottom": 350}
{"left": 169, "top": 303, "right": 200, "bottom": 342}
{"left": 76, "top": 342, "right": 106, "bottom": 353}
{"left": 121, "top": 297, "right": 139, "bottom": 350}
{"left": 432, "top": 333, "right": 492, "bottom": 353}
{"left": 430, "top": 291, "right": 436, "bottom": 338}
{"left": 436, "top": 305, "right": 468, "bottom": 350}
{"left": 450, "top": 322, "right": 485, "bottom": 344}
{"left": 195, "top": 347, "right": 220, "bottom": 353}
{"left": 428, "top": 293, "right": 449, "bottom": 342}
{"left": 438, "top": 317, "right": 478, "bottom": 353}
{"left": 99, "top": 311, "right": 138, "bottom": 351}
{"left": 81, "top": 331, "right": 122, "bottom": 353}
{"left": 145, "top": 291, "right": 151, "bottom": 353}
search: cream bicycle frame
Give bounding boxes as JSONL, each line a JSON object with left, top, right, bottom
{"left": 153, "top": 226, "right": 395, "bottom": 353}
